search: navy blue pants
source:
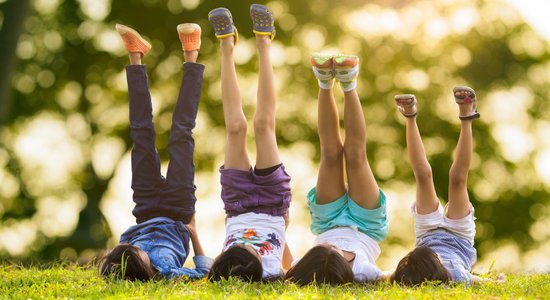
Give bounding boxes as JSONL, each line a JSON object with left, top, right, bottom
{"left": 126, "top": 63, "right": 204, "bottom": 224}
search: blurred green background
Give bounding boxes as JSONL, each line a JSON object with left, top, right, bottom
{"left": 1, "top": 0, "right": 549, "bottom": 274}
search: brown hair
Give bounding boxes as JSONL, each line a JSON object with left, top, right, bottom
{"left": 285, "top": 244, "right": 354, "bottom": 285}
{"left": 98, "top": 244, "right": 156, "bottom": 281}
{"left": 390, "top": 246, "right": 451, "bottom": 285}
{"left": 208, "top": 244, "right": 263, "bottom": 282}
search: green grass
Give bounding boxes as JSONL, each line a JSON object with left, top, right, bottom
{"left": 1, "top": 263, "right": 549, "bottom": 299}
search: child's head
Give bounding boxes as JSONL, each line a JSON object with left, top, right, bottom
{"left": 98, "top": 244, "right": 157, "bottom": 281}
{"left": 208, "top": 244, "right": 263, "bottom": 282}
{"left": 390, "top": 246, "right": 451, "bottom": 285}
{"left": 285, "top": 244, "right": 354, "bottom": 285}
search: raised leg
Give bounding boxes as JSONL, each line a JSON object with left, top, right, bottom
{"left": 220, "top": 36, "right": 250, "bottom": 171}
{"left": 127, "top": 62, "right": 163, "bottom": 223}
{"left": 447, "top": 96, "right": 476, "bottom": 219}
{"left": 315, "top": 88, "right": 346, "bottom": 204}
{"left": 253, "top": 35, "right": 281, "bottom": 169}
{"left": 162, "top": 49, "right": 204, "bottom": 223}
{"left": 342, "top": 89, "right": 380, "bottom": 209}
{"left": 404, "top": 117, "right": 439, "bottom": 214}
{"left": 116, "top": 24, "right": 163, "bottom": 223}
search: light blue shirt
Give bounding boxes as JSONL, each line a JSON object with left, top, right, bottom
{"left": 120, "top": 217, "right": 212, "bottom": 279}
{"left": 417, "top": 229, "right": 477, "bottom": 284}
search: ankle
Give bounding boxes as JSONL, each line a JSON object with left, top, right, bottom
{"left": 129, "top": 52, "right": 142, "bottom": 65}
{"left": 255, "top": 35, "right": 270, "bottom": 47}
{"left": 184, "top": 50, "right": 198, "bottom": 63}
{"left": 221, "top": 40, "right": 235, "bottom": 55}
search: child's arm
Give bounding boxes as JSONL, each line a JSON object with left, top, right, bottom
{"left": 282, "top": 243, "right": 293, "bottom": 272}
{"left": 185, "top": 215, "right": 205, "bottom": 256}
{"left": 377, "top": 270, "right": 393, "bottom": 282}
{"left": 471, "top": 273, "right": 506, "bottom": 284}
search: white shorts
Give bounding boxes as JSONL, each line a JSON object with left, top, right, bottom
{"left": 412, "top": 202, "right": 476, "bottom": 245}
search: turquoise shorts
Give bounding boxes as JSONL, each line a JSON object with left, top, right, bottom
{"left": 307, "top": 187, "right": 389, "bottom": 242}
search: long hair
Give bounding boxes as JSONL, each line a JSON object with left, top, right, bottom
{"left": 390, "top": 246, "right": 451, "bottom": 285}
{"left": 208, "top": 244, "right": 263, "bottom": 282}
{"left": 285, "top": 244, "right": 354, "bottom": 285}
{"left": 98, "top": 244, "right": 156, "bottom": 281}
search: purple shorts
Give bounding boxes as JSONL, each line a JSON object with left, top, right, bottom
{"left": 220, "top": 164, "right": 292, "bottom": 217}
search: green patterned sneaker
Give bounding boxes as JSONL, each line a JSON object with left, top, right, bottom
{"left": 310, "top": 53, "right": 335, "bottom": 90}
{"left": 333, "top": 54, "right": 359, "bottom": 92}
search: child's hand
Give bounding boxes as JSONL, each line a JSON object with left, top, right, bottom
{"left": 185, "top": 214, "right": 197, "bottom": 237}
{"left": 283, "top": 212, "right": 289, "bottom": 229}
{"left": 378, "top": 270, "right": 392, "bottom": 281}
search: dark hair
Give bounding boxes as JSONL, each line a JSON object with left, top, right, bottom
{"left": 98, "top": 244, "right": 156, "bottom": 281}
{"left": 285, "top": 244, "right": 354, "bottom": 286}
{"left": 390, "top": 246, "right": 451, "bottom": 285}
{"left": 208, "top": 244, "right": 263, "bottom": 282}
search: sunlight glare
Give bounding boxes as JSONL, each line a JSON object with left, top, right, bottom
{"left": 0, "top": 220, "right": 37, "bottom": 256}
{"left": 78, "top": 0, "right": 110, "bottom": 21}
{"left": 35, "top": 194, "right": 86, "bottom": 238}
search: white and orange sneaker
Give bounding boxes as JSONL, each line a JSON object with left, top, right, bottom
{"left": 333, "top": 54, "right": 359, "bottom": 92}
{"left": 177, "top": 23, "right": 201, "bottom": 52}
{"left": 115, "top": 24, "right": 152, "bottom": 57}
{"left": 311, "top": 53, "right": 335, "bottom": 90}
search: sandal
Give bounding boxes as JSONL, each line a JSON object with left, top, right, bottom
{"left": 250, "top": 4, "right": 276, "bottom": 40}
{"left": 453, "top": 86, "right": 480, "bottom": 120}
{"left": 394, "top": 94, "right": 418, "bottom": 118}
{"left": 208, "top": 7, "right": 239, "bottom": 44}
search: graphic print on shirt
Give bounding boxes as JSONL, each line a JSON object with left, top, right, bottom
{"left": 225, "top": 229, "right": 281, "bottom": 256}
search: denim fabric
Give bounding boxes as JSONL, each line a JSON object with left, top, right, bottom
{"left": 127, "top": 63, "right": 204, "bottom": 224}
{"left": 120, "top": 217, "right": 213, "bottom": 279}
{"left": 122, "top": 63, "right": 210, "bottom": 279}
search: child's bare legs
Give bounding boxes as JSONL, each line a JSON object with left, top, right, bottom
{"left": 447, "top": 95, "right": 475, "bottom": 219}
{"left": 405, "top": 117, "right": 439, "bottom": 214}
{"left": 221, "top": 36, "right": 250, "bottom": 170}
{"left": 254, "top": 35, "right": 281, "bottom": 169}
{"left": 343, "top": 89, "right": 380, "bottom": 209}
{"left": 316, "top": 88, "right": 346, "bottom": 204}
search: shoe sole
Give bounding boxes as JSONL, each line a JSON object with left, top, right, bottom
{"left": 177, "top": 23, "right": 201, "bottom": 34}
{"left": 311, "top": 53, "right": 333, "bottom": 68}
{"left": 333, "top": 55, "right": 358, "bottom": 68}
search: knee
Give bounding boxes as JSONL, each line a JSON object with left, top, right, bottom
{"left": 226, "top": 119, "right": 248, "bottom": 137}
{"left": 449, "top": 168, "right": 468, "bottom": 188}
{"left": 253, "top": 116, "right": 275, "bottom": 135}
{"left": 413, "top": 164, "right": 434, "bottom": 183}
{"left": 343, "top": 147, "right": 367, "bottom": 166}
{"left": 321, "top": 145, "right": 344, "bottom": 165}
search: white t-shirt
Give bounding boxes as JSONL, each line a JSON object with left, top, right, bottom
{"left": 224, "top": 212, "right": 286, "bottom": 279}
{"left": 314, "top": 226, "right": 382, "bottom": 282}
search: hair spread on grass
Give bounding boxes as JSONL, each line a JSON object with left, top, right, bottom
{"left": 208, "top": 244, "right": 263, "bottom": 282}
{"left": 97, "top": 244, "right": 156, "bottom": 281}
{"left": 284, "top": 244, "right": 354, "bottom": 286}
{"left": 390, "top": 246, "right": 451, "bottom": 285}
